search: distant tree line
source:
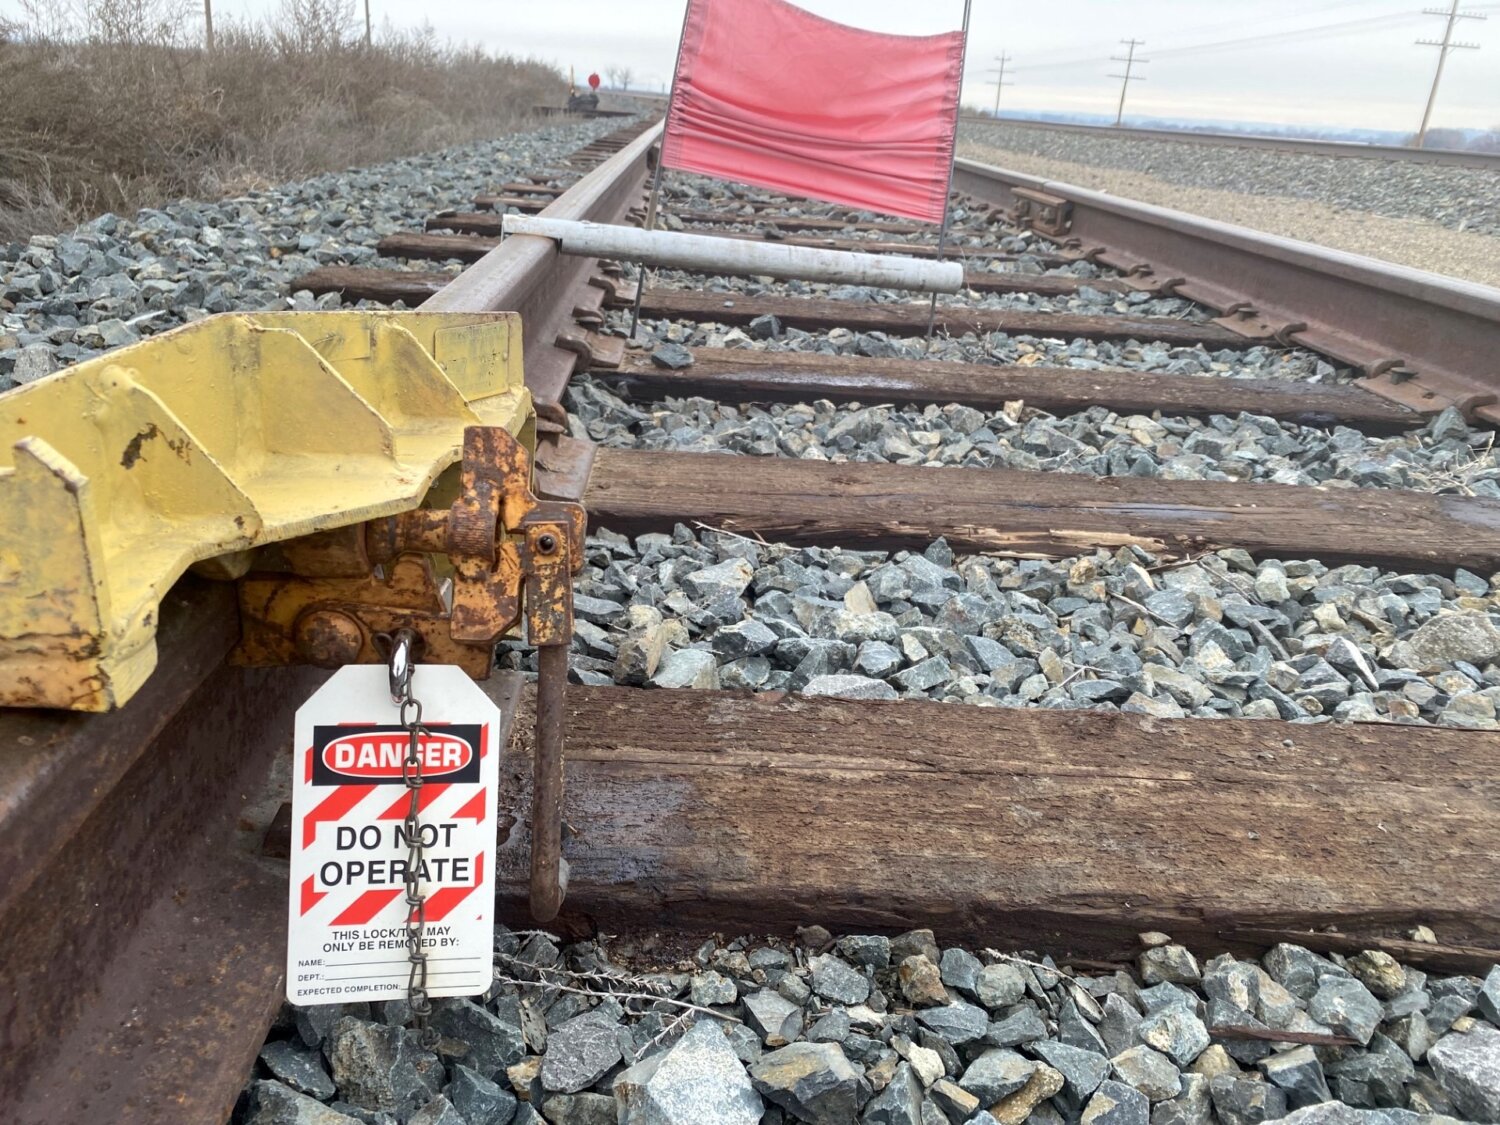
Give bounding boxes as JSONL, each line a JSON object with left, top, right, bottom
{"left": 1403, "top": 126, "right": 1500, "bottom": 153}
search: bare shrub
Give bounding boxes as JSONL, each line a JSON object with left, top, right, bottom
{"left": 12, "top": 0, "right": 74, "bottom": 41}
{"left": 274, "top": 0, "right": 356, "bottom": 53}
{"left": 0, "top": 12, "right": 566, "bottom": 236}
{"left": 75, "top": 0, "right": 192, "bottom": 46}
{"left": 0, "top": 154, "right": 78, "bottom": 242}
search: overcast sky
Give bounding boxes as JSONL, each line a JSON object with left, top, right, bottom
{"left": 16, "top": 0, "right": 1497, "bottom": 131}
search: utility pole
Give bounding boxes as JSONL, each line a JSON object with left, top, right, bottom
{"left": 364, "top": 0, "right": 372, "bottom": 48}
{"left": 203, "top": 0, "right": 213, "bottom": 51}
{"left": 1109, "top": 39, "right": 1148, "bottom": 127}
{"left": 1415, "top": 1, "right": 1483, "bottom": 147}
{"left": 987, "top": 53, "right": 1013, "bottom": 117}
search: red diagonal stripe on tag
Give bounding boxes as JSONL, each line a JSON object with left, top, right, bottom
{"left": 453, "top": 787, "right": 487, "bottom": 822}
{"left": 300, "top": 875, "right": 326, "bottom": 916}
{"left": 302, "top": 783, "right": 375, "bottom": 847}
{"left": 331, "top": 888, "right": 401, "bottom": 926}
{"left": 376, "top": 783, "right": 449, "bottom": 820}
{"left": 416, "top": 852, "right": 485, "bottom": 923}
{"left": 304, "top": 747, "right": 313, "bottom": 783}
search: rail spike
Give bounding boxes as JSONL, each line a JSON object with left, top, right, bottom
{"left": 0, "top": 310, "right": 531, "bottom": 711}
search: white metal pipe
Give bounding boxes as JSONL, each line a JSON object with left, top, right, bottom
{"left": 501, "top": 215, "right": 965, "bottom": 294}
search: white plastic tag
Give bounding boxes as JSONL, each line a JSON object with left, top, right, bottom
{"left": 287, "top": 665, "right": 500, "bottom": 1005}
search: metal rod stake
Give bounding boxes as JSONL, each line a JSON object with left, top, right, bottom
{"left": 626, "top": 155, "right": 667, "bottom": 342}
{"left": 924, "top": 0, "right": 973, "bottom": 353}
{"left": 529, "top": 643, "right": 569, "bottom": 922}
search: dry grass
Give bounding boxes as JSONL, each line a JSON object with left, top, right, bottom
{"left": 0, "top": 4, "right": 565, "bottom": 241}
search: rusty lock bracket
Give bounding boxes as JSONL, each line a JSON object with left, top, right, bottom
{"left": 1009, "top": 187, "right": 1073, "bottom": 238}
{"left": 235, "top": 425, "right": 584, "bottom": 922}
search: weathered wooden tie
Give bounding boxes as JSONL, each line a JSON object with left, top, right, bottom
{"left": 296, "top": 266, "right": 451, "bottom": 304}
{"left": 471, "top": 194, "right": 549, "bottom": 213}
{"left": 599, "top": 348, "right": 1423, "bottom": 429}
{"left": 497, "top": 182, "right": 567, "bottom": 196}
{"left": 631, "top": 288, "right": 1255, "bottom": 348}
{"left": 699, "top": 229, "right": 1079, "bottom": 267}
{"left": 494, "top": 687, "right": 1500, "bottom": 964}
{"left": 582, "top": 448, "right": 1500, "bottom": 572}
{"left": 427, "top": 212, "right": 512, "bottom": 236}
{"left": 378, "top": 232, "right": 500, "bottom": 263}
{"left": 646, "top": 208, "right": 935, "bottom": 236}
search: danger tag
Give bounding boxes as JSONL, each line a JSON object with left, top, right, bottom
{"left": 287, "top": 665, "right": 500, "bottom": 1005}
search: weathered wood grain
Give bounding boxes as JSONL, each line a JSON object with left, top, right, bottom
{"left": 632, "top": 288, "right": 1251, "bottom": 347}
{"left": 584, "top": 447, "right": 1500, "bottom": 572}
{"left": 690, "top": 229, "right": 1079, "bottom": 266}
{"left": 295, "top": 266, "right": 449, "bottom": 304}
{"left": 494, "top": 687, "right": 1500, "bottom": 964}
{"left": 378, "top": 232, "right": 500, "bottom": 263}
{"left": 600, "top": 348, "right": 1421, "bottom": 430}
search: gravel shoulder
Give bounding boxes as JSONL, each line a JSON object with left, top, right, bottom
{"left": 244, "top": 927, "right": 1500, "bottom": 1125}
{"left": 0, "top": 116, "right": 629, "bottom": 390}
{"left": 958, "top": 130, "right": 1500, "bottom": 289}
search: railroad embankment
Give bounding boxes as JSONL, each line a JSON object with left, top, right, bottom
{"left": 959, "top": 122, "right": 1500, "bottom": 287}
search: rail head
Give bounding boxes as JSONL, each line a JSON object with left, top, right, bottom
{"left": 420, "top": 121, "right": 661, "bottom": 412}
{"left": 421, "top": 122, "right": 663, "bottom": 316}
{"left": 956, "top": 158, "right": 1500, "bottom": 314}
{"left": 961, "top": 115, "right": 1500, "bottom": 170}
{"left": 954, "top": 156, "right": 1500, "bottom": 422}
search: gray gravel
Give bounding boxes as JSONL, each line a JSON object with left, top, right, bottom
{"left": 568, "top": 378, "right": 1500, "bottom": 496}
{"left": 0, "top": 117, "right": 627, "bottom": 391}
{"left": 522, "top": 522, "right": 1500, "bottom": 729}
{"left": 244, "top": 928, "right": 1500, "bottom": 1124}
{"left": 961, "top": 123, "right": 1500, "bottom": 238}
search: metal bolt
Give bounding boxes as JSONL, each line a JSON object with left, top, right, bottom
{"left": 294, "top": 609, "right": 365, "bottom": 667}
{"left": 536, "top": 532, "right": 559, "bottom": 554}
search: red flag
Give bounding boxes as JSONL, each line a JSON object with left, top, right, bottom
{"left": 661, "top": 0, "right": 965, "bottom": 224}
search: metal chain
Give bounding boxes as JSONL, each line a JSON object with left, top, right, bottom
{"left": 387, "top": 629, "right": 440, "bottom": 1049}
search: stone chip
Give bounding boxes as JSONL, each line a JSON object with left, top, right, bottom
{"left": 748, "top": 1041, "right": 863, "bottom": 1125}
{"left": 614, "top": 1019, "right": 763, "bottom": 1125}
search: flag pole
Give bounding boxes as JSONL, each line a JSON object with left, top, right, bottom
{"left": 629, "top": 1, "right": 696, "bottom": 343}
{"left": 925, "top": 0, "right": 973, "bottom": 350}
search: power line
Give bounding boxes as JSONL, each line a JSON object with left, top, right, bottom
{"left": 985, "top": 53, "right": 1014, "bottom": 116}
{"left": 1108, "top": 38, "right": 1147, "bottom": 126}
{"left": 1011, "top": 11, "right": 1431, "bottom": 73}
{"left": 1415, "top": 1, "right": 1485, "bottom": 145}
{"left": 1009, "top": 0, "right": 1410, "bottom": 67}
{"left": 1149, "top": 11, "right": 1430, "bottom": 58}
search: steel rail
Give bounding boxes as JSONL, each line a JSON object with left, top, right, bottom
{"left": 422, "top": 122, "right": 662, "bottom": 413}
{"left": 961, "top": 114, "right": 1500, "bottom": 170}
{"left": 953, "top": 156, "right": 1500, "bottom": 423}
{"left": 0, "top": 119, "right": 659, "bottom": 1125}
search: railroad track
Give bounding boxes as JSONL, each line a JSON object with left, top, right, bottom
{"left": 633, "top": 88, "right": 1500, "bottom": 167}
{"left": 3, "top": 116, "right": 1500, "bottom": 1121}
{"left": 959, "top": 115, "right": 1500, "bottom": 171}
